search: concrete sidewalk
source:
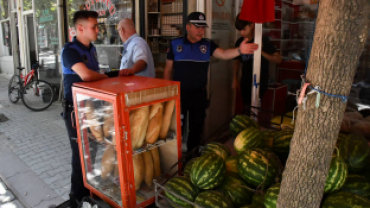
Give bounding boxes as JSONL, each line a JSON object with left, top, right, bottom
{"left": 0, "top": 75, "right": 69, "bottom": 207}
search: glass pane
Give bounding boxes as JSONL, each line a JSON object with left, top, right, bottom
{"left": 23, "top": 0, "right": 32, "bottom": 10}
{"left": 67, "top": 0, "right": 133, "bottom": 72}
{"left": 0, "top": 0, "right": 9, "bottom": 20}
{"left": 129, "top": 101, "right": 178, "bottom": 205}
{"left": 76, "top": 94, "right": 122, "bottom": 206}
{"left": 1, "top": 22, "right": 12, "bottom": 56}
{"left": 34, "top": 0, "right": 61, "bottom": 85}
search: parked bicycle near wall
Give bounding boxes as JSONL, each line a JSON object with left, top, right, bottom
{"left": 8, "top": 62, "right": 55, "bottom": 111}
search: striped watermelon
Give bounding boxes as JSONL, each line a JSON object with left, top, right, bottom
{"left": 338, "top": 134, "right": 370, "bottom": 173}
{"left": 324, "top": 155, "right": 348, "bottom": 193}
{"left": 225, "top": 155, "right": 239, "bottom": 174}
{"left": 194, "top": 190, "right": 233, "bottom": 208}
{"left": 251, "top": 193, "right": 265, "bottom": 207}
{"left": 219, "top": 172, "right": 247, "bottom": 190}
{"left": 238, "top": 148, "right": 278, "bottom": 189}
{"left": 322, "top": 192, "right": 370, "bottom": 208}
{"left": 272, "top": 130, "right": 294, "bottom": 154}
{"left": 184, "top": 157, "right": 199, "bottom": 177}
{"left": 264, "top": 183, "right": 281, "bottom": 208}
{"left": 262, "top": 130, "right": 278, "bottom": 148}
{"left": 190, "top": 153, "right": 226, "bottom": 189}
{"left": 223, "top": 184, "right": 254, "bottom": 207}
{"left": 230, "top": 114, "right": 259, "bottom": 138}
{"left": 234, "top": 128, "right": 265, "bottom": 154}
{"left": 164, "top": 176, "right": 199, "bottom": 208}
{"left": 340, "top": 175, "right": 370, "bottom": 199}
{"left": 201, "top": 142, "right": 231, "bottom": 160}
{"left": 240, "top": 205, "right": 263, "bottom": 208}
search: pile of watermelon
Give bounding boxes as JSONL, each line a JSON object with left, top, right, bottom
{"left": 163, "top": 114, "right": 370, "bottom": 208}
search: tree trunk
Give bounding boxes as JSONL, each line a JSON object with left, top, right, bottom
{"left": 277, "top": 0, "right": 370, "bottom": 207}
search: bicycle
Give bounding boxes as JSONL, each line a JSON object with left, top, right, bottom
{"left": 8, "top": 62, "right": 55, "bottom": 111}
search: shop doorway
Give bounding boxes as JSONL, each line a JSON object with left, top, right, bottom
{"left": 23, "top": 14, "right": 37, "bottom": 73}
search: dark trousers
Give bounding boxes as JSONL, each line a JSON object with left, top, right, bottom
{"left": 181, "top": 89, "right": 207, "bottom": 157}
{"left": 62, "top": 107, "right": 90, "bottom": 202}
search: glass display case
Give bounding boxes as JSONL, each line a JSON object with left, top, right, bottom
{"left": 72, "top": 76, "right": 181, "bottom": 208}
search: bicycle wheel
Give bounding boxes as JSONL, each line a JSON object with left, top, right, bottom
{"left": 21, "top": 80, "right": 55, "bottom": 111}
{"left": 8, "top": 75, "right": 21, "bottom": 103}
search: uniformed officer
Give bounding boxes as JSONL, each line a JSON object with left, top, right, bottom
{"left": 61, "top": 11, "right": 108, "bottom": 207}
{"left": 163, "top": 12, "right": 258, "bottom": 159}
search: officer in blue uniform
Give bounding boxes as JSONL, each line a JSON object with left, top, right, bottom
{"left": 61, "top": 11, "right": 108, "bottom": 207}
{"left": 164, "top": 12, "right": 258, "bottom": 160}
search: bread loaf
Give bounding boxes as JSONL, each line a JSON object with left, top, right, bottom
{"left": 159, "top": 100, "right": 175, "bottom": 139}
{"left": 114, "top": 163, "right": 119, "bottom": 177}
{"left": 142, "top": 151, "right": 154, "bottom": 186}
{"left": 146, "top": 103, "right": 164, "bottom": 144}
{"left": 85, "top": 100, "right": 104, "bottom": 142}
{"left": 103, "top": 105, "right": 114, "bottom": 138}
{"left": 133, "top": 154, "right": 145, "bottom": 191}
{"left": 101, "top": 145, "right": 116, "bottom": 180}
{"left": 151, "top": 148, "right": 161, "bottom": 178}
{"left": 129, "top": 106, "right": 149, "bottom": 149}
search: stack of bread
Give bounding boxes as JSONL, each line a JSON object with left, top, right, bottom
{"left": 130, "top": 100, "right": 175, "bottom": 190}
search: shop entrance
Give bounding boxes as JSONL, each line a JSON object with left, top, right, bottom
{"left": 24, "top": 14, "right": 37, "bottom": 73}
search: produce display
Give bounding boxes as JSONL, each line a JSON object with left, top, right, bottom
{"left": 324, "top": 154, "right": 348, "bottom": 194}
{"left": 264, "top": 183, "right": 281, "bottom": 208}
{"left": 201, "top": 142, "right": 231, "bottom": 160}
{"left": 194, "top": 190, "right": 234, "bottom": 208}
{"left": 165, "top": 176, "right": 199, "bottom": 208}
{"left": 161, "top": 114, "right": 370, "bottom": 208}
{"left": 190, "top": 153, "right": 226, "bottom": 189}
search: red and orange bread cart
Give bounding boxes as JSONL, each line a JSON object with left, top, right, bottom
{"left": 72, "top": 76, "right": 182, "bottom": 208}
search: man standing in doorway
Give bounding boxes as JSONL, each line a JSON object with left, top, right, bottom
{"left": 163, "top": 12, "right": 258, "bottom": 160}
{"left": 61, "top": 11, "right": 108, "bottom": 207}
{"left": 118, "top": 18, "right": 155, "bottom": 77}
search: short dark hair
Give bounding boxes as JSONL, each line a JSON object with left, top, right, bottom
{"left": 235, "top": 13, "right": 252, "bottom": 31}
{"left": 73, "top": 11, "right": 98, "bottom": 26}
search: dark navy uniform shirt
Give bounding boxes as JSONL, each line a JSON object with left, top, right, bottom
{"left": 167, "top": 36, "right": 218, "bottom": 91}
{"left": 61, "top": 37, "right": 100, "bottom": 102}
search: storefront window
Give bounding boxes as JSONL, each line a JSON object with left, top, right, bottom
{"left": 34, "top": 0, "right": 61, "bottom": 84}
{"left": 23, "top": 0, "right": 32, "bottom": 11}
{"left": 1, "top": 21, "right": 12, "bottom": 56}
{"left": 0, "top": 0, "right": 9, "bottom": 20}
{"left": 68, "top": 0, "right": 133, "bottom": 72}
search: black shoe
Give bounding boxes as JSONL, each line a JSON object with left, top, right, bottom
{"left": 69, "top": 193, "right": 79, "bottom": 208}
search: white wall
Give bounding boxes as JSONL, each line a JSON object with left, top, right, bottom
{"left": 0, "top": 56, "right": 14, "bottom": 75}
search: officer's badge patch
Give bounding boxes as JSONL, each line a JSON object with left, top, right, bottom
{"left": 200, "top": 45, "right": 207, "bottom": 54}
{"left": 82, "top": 55, "right": 89, "bottom": 63}
{"left": 177, "top": 45, "right": 183, "bottom": 52}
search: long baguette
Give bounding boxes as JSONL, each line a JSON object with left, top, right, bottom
{"left": 159, "top": 100, "right": 175, "bottom": 139}
{"left": 146, "top": 103, "right": 164, "bottom": 144}
{"left": 133, "top": 154, "right": 145, "bottom": 191}
{"left": 101, "top": 145, "right": 116, "bottom": 180}
{"left": 151, "top": 148, "right": 161, "bottom": 178}
{"left": 85, "top": 100, "right": 104, "bottom": 142}
{"left": 142, "top": 151, "right": 154, "bottom": 187}
{"left": 129, "top": 106, "right": 149, "bottom": 149}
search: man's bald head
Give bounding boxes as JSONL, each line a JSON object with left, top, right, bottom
{"left": 118, "top": 18, "right": 137, "bottom": 42}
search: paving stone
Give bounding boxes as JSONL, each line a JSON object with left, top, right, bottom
{"left": 44, "top": 174, "right": 64, "bottom": 185}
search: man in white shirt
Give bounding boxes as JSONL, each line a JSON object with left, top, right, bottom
{"left": 118, "top": 18, "right": 155, "bottom": 77}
